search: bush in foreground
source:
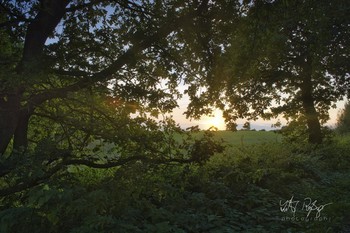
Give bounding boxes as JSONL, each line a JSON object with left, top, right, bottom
{"left": 1, "top": 136, "right": 350, "bottom": 232}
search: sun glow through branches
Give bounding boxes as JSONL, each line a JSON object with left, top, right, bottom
{"left": 202, "top": 109, "right": 226, "bottom": 130}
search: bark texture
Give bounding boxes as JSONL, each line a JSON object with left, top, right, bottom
{"left": 301, "top": 59, "right": 323, "bottom": 144}
{"left": 0, "top": 0, "right": 71, "bottom": 155}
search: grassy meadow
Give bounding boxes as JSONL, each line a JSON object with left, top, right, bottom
{"left": 175, "top": 130, "right": 282, "bottom": 146}
{"left": 208, "top": 130, "right": 282, "bottom": 145}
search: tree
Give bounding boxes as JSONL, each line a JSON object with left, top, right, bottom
{"left": 337, "top": 102, "right": 350, "bottom": 134}
{"left": 0, "top": 0, "right": 239, "bottom": 155}
{"left": 226, "top": 121, "right": 237, "bottom": 131}
{"left": 242, "top": 121, "right": 250, "bottom": 131}
{"left": 186, "top": 0, "right": 350, "bottom": 144}
{"left": 0, "top": 0, "right": 239, "bottom": 195}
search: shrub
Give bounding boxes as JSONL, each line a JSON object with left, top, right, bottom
{"left": 336, "top": 101, "right": 350, "bottom": 134}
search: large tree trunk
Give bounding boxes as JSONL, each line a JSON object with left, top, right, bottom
{"left": 302, "top": 95, "right": 323, "bottom": 144}
{"left": 13, "top": 110, "right": 31, "bottom": 153}
{"left": 301, "top": 62, "right": 323, "bottom": 144}
{"left": 0, "top": 92, "right": 33, "bottom": 155}
{"left": 0, "top": 0, "right": 71, "bottom": 155}
{"left": 0, "top": 92, "right": 21, "bottom": 155}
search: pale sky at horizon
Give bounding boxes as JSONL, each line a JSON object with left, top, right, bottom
{"left": 170, "top": 96, "right": 346, "bottom": 131}
{"left": 161, "top": 80, "right": 347, "bottom": 130}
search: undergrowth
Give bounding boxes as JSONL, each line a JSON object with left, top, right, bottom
{"left": 1, "top": 135, "right": 350, "bottom": 232}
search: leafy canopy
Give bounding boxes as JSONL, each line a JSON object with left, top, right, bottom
{"left": 185, "top": 0, "right": 349, "bottom": 143}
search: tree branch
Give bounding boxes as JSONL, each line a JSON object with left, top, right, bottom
{"left": 53, "top": 68, "right": 91, "bottom": 77}
{"left": 0, "top": 19, "right": 31, "bottom": 28}
{"left": 0, "top": 161, "right": 64, "bottom": 197}
{"left": 65, "top": 0, "right": 106, "bottom": 12}
{"left": 27, "top": 14, "right": 181, "bottom": 108}
{"left": 0, "top": 2, "right": 32, "bottom": 23}
{"left": 19, "top": 0, "right": 72, "bottom": 68}
{"left": 0, "top": 154, "right": 194, "bottom": 197}
{"left": 117, "top": 0, "right": 156, "bottom": 17}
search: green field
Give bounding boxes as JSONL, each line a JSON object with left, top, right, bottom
{"left": 212, "top": 130, "right": 282, "bottom": 145}
{"left": 189, "top": 130, "right": 282, "bottom": 145}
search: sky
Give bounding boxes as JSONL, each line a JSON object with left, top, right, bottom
{"left": 170, "top": 95, "right": 346, "bottom": 131}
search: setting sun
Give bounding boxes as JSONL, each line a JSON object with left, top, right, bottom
{"left": 202, "top": 110, "right": 226, "bottom": 130}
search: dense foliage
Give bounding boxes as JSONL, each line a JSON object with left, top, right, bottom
{"left": 186, "top": 0, "right": 350, "bottom": 143}
{"left": 0, "top": 0, "right": 238, "bottom": 204}
{"left": 1, "top": 133, "right": 350, "bottom": 232}
{"left": 0, "top": 0, "right": 240, "bottom": 155}
{"left": 1, "top": 0, "right": 349, "bottom": 232}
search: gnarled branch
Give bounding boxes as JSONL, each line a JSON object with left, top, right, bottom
{"left": 0, "top": 154, "right": 194, "bottom": 197}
